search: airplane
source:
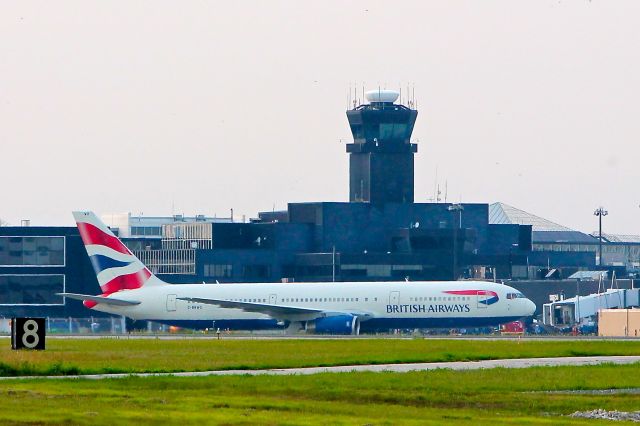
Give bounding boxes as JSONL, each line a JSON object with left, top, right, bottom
{"left": 59, "top": 211, "right": 536, "bottom": 335}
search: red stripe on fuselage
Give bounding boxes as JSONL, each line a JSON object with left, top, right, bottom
{"left": 444, "top": 290, "right": 497, "bottom": 297}
{"left": 77, "top": 222, "right": 130, "bottom": 255}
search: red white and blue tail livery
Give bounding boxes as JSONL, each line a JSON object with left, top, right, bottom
{"left": 60, "top": 212, "right": 164, "bottom": 308}
{"left": 60, "top": 211, "right": 536, "bottom": 334}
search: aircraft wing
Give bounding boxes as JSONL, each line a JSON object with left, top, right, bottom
{"left": 57, "top": 293, "right": 141, "bottom": 306}
{"left": 178, "top": 297, "right": 374, "bottom": 321}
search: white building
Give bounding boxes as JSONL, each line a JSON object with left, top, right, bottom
{"left": 100, "top": 212, "right": 233, "bottom": 239}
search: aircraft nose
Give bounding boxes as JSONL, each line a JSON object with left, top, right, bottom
{"left": 526, "top": 299, "right": 536, "bottom": 316}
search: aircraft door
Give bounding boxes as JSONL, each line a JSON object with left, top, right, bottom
{"left": 269, "top": 294, "right": 277, "bottom": 305}
{"left": 389, "top": 291, "right": 400, "bottom": 305}
{"left": 166, "top": 294, "right": 177, "bottom": 312}
{"left": 476, "top": 290, "right": 489, "bottom": 309}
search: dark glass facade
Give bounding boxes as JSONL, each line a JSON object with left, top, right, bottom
{"left": 0, "top": 227, "right": 100, "bottom": 318}
{"left": 0, "top": 236, "right": 65, "bottom": 266}
{"left": 0, "top": 275, "right": 64, "bottom": 305}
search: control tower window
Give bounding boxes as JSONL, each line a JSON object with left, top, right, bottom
{"left": 379, "top": 123, "right": 408, "bottom": 140}
{"left": 349, "top": 124, "right": 364, "bottom": 139}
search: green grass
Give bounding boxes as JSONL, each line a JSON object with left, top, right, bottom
{"left": 1, "top": 338, "right": 640, "bottom": 376}
{"left": 1, "top": 363, "right": 639, "bottom": 424}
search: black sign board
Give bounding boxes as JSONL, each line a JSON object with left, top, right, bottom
{"left": 11, "top": 317, "right": 46, "bottom": 350}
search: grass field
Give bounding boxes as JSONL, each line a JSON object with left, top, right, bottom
{"left": 1, "top": 338, "right": 640, "bottom": 376}
{"left": 1, "top": 363, "right": 640, "bottom": 424}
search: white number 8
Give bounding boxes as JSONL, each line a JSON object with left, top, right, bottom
{"left": 22, "top": 320, "right": 39, "bottom": 349}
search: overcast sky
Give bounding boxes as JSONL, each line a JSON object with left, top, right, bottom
{"left": 1, "top": 1, "right": 639, "bottom": 234}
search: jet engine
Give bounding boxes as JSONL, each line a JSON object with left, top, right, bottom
{"left": 313, "top": 315, "right": 360, "bottom": 335}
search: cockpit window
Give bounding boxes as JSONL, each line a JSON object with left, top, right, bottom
{"left": 507, "top": 292, "right": 526, "bottom": 299}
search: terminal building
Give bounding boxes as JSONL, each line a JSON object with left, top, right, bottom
{"left": 1, "top": 89, "right": 638, "bottom": 322}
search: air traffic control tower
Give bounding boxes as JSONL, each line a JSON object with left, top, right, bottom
{"left": 346, "top": 89, "right": 418, "bottom": 204}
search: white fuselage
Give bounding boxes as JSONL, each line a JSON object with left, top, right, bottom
{"left": 88, "top": 280, "right": 536, "bottom": 331}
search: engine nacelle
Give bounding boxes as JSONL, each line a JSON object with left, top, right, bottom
{"left": 313, "top": 315, "right": 360, "bottom": 335}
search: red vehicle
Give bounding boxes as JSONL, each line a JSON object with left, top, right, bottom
{"left": 500, "top": 320, "right": 525, "bottom": 335}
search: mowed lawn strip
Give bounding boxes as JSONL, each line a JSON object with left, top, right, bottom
{"left": 0, "top": 338, "right": 640, "bottom": 376}
{"left": 1, "top": 364, "right": 639, "bottom": 425}
{"left": 1, "top": 338, "right": 640, "bottom": 376}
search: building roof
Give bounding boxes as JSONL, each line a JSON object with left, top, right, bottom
{"left": 568, "top": 270, "right": 608, "bottom": 280}
{"left": 590, "top": 232, "right": 640, "bottom": 244}
{"left": 490, "top": 202, "right": 599, "bottom": 245}
{"left": 489, "top": 203, "right": 572, "bottom": 231}
{"left": 532, "top": 231, "right": 597, "bottom": 244}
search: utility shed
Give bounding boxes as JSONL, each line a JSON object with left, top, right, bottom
{"left": 598, "top": 309, "right": 640, "bottom": 337}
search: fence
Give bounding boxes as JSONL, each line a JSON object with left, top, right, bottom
{"left": 0, "top": 317, "right": 127, "bottom": 334}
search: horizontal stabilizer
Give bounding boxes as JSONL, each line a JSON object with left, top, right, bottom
{"left": 57, "top": 293, "right": 141, "bottom": 306}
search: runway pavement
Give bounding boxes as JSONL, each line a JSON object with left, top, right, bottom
{"left": 2, "top": 355, "right": 639, "bottom": 380}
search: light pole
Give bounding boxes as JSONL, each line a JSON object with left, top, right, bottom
{"left": 594, "top": 207, "right": 608, "bottom": 267}
{"left": 448, "top": 203, "right": 464, "bottom": 280}
{"left": 509, "top": 243, "right": 519, "bottom": 280}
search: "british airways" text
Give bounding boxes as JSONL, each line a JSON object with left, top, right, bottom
{"left": 386, "top": 304, "right": 471, "bottom": 313}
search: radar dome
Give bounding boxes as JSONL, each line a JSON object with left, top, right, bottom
{"left": 365, "top": 89, "right": 399, "bottom": 104}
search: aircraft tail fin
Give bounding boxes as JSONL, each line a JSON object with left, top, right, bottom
{"left": 72, "top": 211, "right": 165, "bottom": 298}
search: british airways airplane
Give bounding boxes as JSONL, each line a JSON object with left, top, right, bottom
{"left": 59, "top": 212, "right": 536, "bottom": 334}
